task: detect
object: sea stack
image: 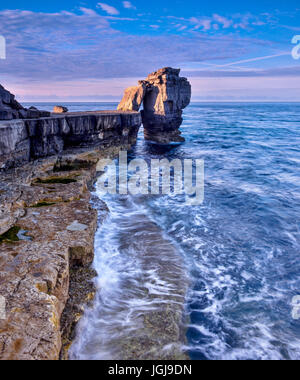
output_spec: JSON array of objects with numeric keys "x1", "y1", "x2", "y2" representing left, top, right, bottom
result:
[{"x1": 118, "y1": 67, "x2": 191, "y2": 143}]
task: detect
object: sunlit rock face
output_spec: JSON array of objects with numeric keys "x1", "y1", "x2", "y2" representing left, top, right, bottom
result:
[
  {"x1": 53, "y1": 105, "x2": 69, "y2": 114},
  {"x1": 117, "y1": 83, "x2": 147, "y2": 112},
  {"x1": 117, "y1": 67, "x2": 192, "y2": 143}
]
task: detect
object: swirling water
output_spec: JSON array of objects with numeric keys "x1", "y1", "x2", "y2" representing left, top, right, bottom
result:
[
  {"x1": 142, "y1": 103, "x2": 300, "y2": 360},
  {"x1": 27, "y1": 102, "x2": 300, "y2": 360},
  {"x1": 128, "y1": 103, "x2": 300, "y2": 360}
]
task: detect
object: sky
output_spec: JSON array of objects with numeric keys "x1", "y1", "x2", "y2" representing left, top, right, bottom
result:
[{"x1": 0, "y1": 1, "x2": 300, "y2": 101}]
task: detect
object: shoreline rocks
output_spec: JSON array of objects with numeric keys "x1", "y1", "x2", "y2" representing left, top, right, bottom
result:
[
  {"x1": 0, "y1": 84, "x2": 50, "y2": 120},
  {"x1": 0, "y1": 83, "x2": 143, "y2": 360},
  {"x1": 117, "y1": 67, "x2": 191, "y2": 144},
  {"x1": 0, "y1": 83, "x2": 142, "y2": 170},
  {"x1": 0, "y1": 111, "x2": 142, "y2": 170},
  {"x1": 53, "y1": 106, "x2": 69, "y2": 114},
  {"x1": 0, "y1": 80, "x2": 191, "y2": 360},
  {"x1": 0, "y1": 148, "x2": 124, "y2": 360}
]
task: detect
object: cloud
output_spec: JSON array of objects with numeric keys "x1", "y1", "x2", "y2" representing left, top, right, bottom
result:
[
  {"x1": 123, "y1": 1, "x2": 136, "y2": 10},
  {"x1": 149, "y1": 25, "x2": 160, "y2": 30},
  {"x1": 190, "y1": 17, "x2": 212, "y2": 31},
  {"x1": 169, "y1": 13, "x2": 268, "y2": 32},
  {"x1": 182, "y1": 66, "x2": 300, "y2": 78},
  {"x1": 213, "y1": 14, "x2": 232, "y2": 28},
  {"x1": 1, "y1": 8, "x2": 270, "y2": 83},
  {"x1": 189, "y1": 76, "x2": 300, "y2": 101},
  {"x1": 0, "y1": 8, "x2": 297, "y2": 101},
  {"x1": 79, "y1": 7, "x2": 98, "y2": 17},
  {"x1": 97, "y1": 3, "x2": 120, "y2": 16}
]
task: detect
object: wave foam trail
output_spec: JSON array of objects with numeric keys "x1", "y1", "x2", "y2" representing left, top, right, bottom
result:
[{"x1": 70, "y1": 178, "x2": 188, "y2": 360}]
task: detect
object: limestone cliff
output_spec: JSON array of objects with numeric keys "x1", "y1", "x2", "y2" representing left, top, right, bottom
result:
[
  {"x1": 0, "y1": 85, "x2": 142, "y2": 360},
  {"x1": 117, "y1": 67, "x2": 192, "y2": 143},
  {"x1": 0, "y1": 151, "x2": 109, "y2": 360},
  {"x1": 0, "y1": 112, "x2": 142, "y2": 170}
]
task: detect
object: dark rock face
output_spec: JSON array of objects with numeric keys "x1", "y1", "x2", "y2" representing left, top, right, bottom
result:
[
  {"x1": 142, "y1": 68, "x2": 191, "y2": 143},
  {"x1": 0, "y1": 84, "x2": 50, "y2": 120},
  {"x1": 0, "y1": 84, "x2": 142, "y2": 170},
  {"x1": 0, "y1": 112, "x2": 142, "y2": 169},
  {"x1": 117, "y1": 67, "x2": 191, "y2": 143}
]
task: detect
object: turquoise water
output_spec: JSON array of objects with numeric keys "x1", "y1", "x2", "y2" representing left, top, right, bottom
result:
[{"x1": 27, "y1": 102, "x2": 300, "y2": 360}]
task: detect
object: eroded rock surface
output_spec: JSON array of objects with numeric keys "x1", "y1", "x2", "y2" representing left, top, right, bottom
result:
[
  {"x1": 0, "y1": 149, "x2": 113, "y2": 360},
  {"x1": 117, "y1": 67, "x2": 191, "y2": 143},
  {"x1": 0, "y1": 111, "x2": 142, "y2": 170},
  {"x1": 117, "y1": 83, "x2": 147, "y2": 112}
]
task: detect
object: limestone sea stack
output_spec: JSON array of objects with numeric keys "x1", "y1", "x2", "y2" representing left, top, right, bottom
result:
[
  {"x1": 118, "y1": 67, "x2": 191, "y2": 143},
  {"x1": 117, "y1": 84, "x2": 146, "y2": 112}
]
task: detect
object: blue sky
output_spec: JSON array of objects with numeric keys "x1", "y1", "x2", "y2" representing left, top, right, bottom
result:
[{"x1": 0, "y1": 1, "x2": 300, "y2": 101}]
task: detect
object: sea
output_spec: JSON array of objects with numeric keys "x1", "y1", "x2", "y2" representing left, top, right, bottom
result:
[{"x1": 25, "y1": 102, "x2": 300, "y2": 360}]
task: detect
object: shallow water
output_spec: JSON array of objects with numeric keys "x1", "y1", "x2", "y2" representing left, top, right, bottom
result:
[
  {"x1": 27, "y1": 102, "x2": 300, "y2": 360},
  {"x1": 69, "y1": 190, "x2": 188, "y2": 360}
]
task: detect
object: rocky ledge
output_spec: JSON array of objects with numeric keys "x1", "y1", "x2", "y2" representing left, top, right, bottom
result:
[
  {"x1": 0, "y1": 83, "x2": 143, "y2": 360},
  {"x1": 118, "y1": 67, "x2": 191, "y2": 143},
  {"x1": 0, "y1": 111, "x2": 142, "y2": 170},
  {"x1": 0, "y1": 148, "x2": 119, "y2": 360},
  {"x1": 0, "y1": 72, "x2": 191, "y2": 360},
  {"x1": 0, "y1": 84, "x2": 50, "y2": 121}
]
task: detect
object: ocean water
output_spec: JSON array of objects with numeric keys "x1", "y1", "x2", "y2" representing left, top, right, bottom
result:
[
  {"x1": 26, "y1": 102, "x2": 300, "y2": 360},
  {"x1": 23, "y1": 102, "x2": 118, "y2": 113}
]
